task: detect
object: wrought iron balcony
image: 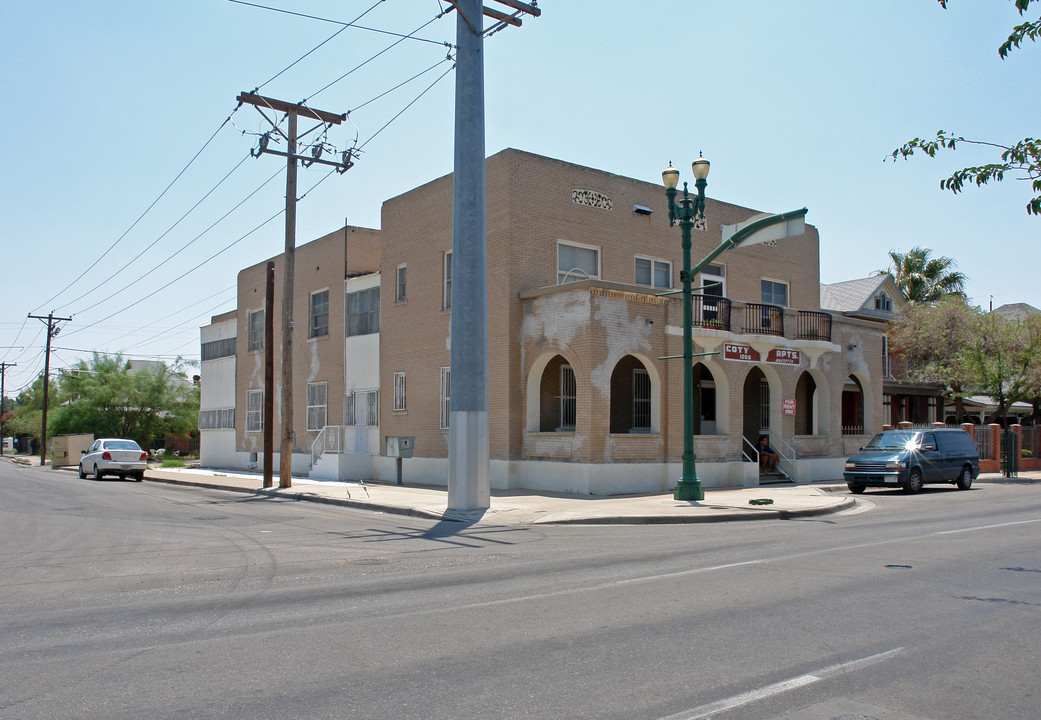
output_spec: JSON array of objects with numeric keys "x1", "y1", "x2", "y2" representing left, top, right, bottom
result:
[
  {"x1": 744, "y1": 303, "x2": 785, "y2": 337},
  {"x1": 691, "y1": 294, "x2": 732, "y2": 331},
  {"x1": 796, "y1": 310, "x2": 832, "y2": 341}
]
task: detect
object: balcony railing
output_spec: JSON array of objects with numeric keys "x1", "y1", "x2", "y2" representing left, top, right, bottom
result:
[
  {"x1": 744, "y1": 303, "x2": 785, "y2": 337},
  {"x1": 796, "y1": 310, "x2": 832, "y2": 341},
  {"x1": 691, "y1": 294, "x2": 732, "y2": 331}
]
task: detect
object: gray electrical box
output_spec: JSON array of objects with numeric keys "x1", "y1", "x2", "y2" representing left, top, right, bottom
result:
[{"x1": 385, "y1": 436, "x2": 414, "y2": 458}]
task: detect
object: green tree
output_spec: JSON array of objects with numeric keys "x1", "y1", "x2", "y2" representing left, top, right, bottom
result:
[
  {"x1": 50, "y1": 354, "x2": 199, "y2": 448},
  {"x1": 963, "y1": 310, "x2": 1041, "y2": 423},
  {"x1": 3, "y1": 376, "x2": 53, "y2": 445},
  {"x1": 889, "y1": 0, "x2": 1041, "y2": 215},
  {"x1": 879, "y1": 246, "x2": 967, "y2": 304},
  {"x1": 888, "y1": 296, "x2": 979, "y2": 420}
]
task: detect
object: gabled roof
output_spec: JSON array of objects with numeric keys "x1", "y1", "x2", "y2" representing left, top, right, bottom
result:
[
  {"x1": 820, "y1": 275, "x2": 907, "y2": 318},
  {"x1": 992, "y1": 303, "x2": 1041, "y2": 321}
]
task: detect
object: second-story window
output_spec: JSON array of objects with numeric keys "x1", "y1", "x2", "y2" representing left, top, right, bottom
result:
[
  {"x1": 396, "y1": 265, "x2": 407, "y2": 302},
  {"x1": 310, "y1": 290, "x2": 329, "y2": 339},
  {"x1": 346, "y1": 287, "x2": 380, "y2": 337},
  {"x1": 248, "y1": 309, "x2": 264, "y2": 351},
  {"x1": 875, "y1": 291, "x2": 892, "y2": 312},
  {"x1": 443, "y1": 251, "x2": 452, "y2": 310},
  {"x1": 635, "y1": 257, "x2": 671, "y2": 289},
  {"x1": 558, "y1": 241, "x2": 600, "y2": 284},
  {"x1": 761, "y1": 279, "x2": 788, "y2": 307}
]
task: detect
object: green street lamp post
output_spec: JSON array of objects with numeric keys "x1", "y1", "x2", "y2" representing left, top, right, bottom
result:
[
  {"x1": 663, "y1": 157, "x2": 809, "y2": 501},
  {"x1": 662, "y1": 156, "x2": 710, "y2": 501}
]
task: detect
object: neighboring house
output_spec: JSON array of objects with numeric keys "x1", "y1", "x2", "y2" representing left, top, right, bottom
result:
[
  {"x1": 820, "y1": 275, "x2": 946, "y2": 428},
  {"x1": 199, "y1": 310, "x2": 241, "y2": 467},
  {"x1": 201, "y1": 149, "x2": 891, "y2": 492}
]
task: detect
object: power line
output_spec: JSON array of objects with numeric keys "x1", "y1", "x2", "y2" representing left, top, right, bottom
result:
[{"x1": 33, "y1": 111, "x2": 240, "y2": 314}]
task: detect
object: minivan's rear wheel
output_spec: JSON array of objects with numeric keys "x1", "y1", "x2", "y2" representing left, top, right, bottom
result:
[
  {"x1": 904, "y1": 469, "x2": 924, "y2": 494},
  {"x1": 956, "y1": 465, "x2": 973, "y2": 490},
  {"x1": 847, "y1": 482, "x2": 866, "y2": 494}
]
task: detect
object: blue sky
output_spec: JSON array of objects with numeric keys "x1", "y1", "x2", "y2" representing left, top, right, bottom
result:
[{"x1": 1, "y1": 0, "x2": 1038, "y2": 394}]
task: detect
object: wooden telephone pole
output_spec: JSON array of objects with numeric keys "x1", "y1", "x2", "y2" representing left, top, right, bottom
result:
[
  {"x1": 28, "y1": 313, "x2": 72, "y2": 466},
  {"x1": 237, "y1": 92, "x2": 352, "y2": 488},
  {"x1": 0, "y1": 361, "x2": 15, "y2": 456}
]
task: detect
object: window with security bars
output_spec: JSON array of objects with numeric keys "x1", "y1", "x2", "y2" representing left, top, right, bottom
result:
[
  {"x1": 345, "y1": 390, "x2": 379, "y2": 426},
  {"x1": 393, "y1": 372, "x2": 406, "y2": 411},
  {"x1": 440, "y1": 367, "x2": 451, "y2": 429},
  {"x1": 558, "y1": 365, "x2": 576, "y2": 430},
  {"x1": 248, "y1": 310, "x2": 264, "y2": 351},
  {"x1": 306, "y1": 382, "x2": 328, "y2": 430},
  {"x1": 246, "y1": 390, "x2": 263, "y2": 433},
  {"x1": 198, "y1": 408, "x2": 235, "y2": 430},
  {"x1": 632, "y1": 369, "x2": 651, "y2": 431},
  {"x1": 310, "y1": 290, "x2": 329, "y2": 338},
  {"x1": 760, "y1": 378, "x2": 770, "y2": 431}
]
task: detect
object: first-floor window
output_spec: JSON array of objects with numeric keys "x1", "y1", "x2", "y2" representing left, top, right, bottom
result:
[
  {"x1": 199, "y1": 408, "x2": 235, "y2": 430},
  {"x1": 558, "y1": 365, "x2": 576, "y2": 430},
  {"x1": 440, "y1": 367, "x2": 451, "y2": 429},
  {"x1": 246, "y1": 390, "x2": 263, "y2": 433},
  {"x1": 393, "y1": 372, "x2": 406, "y2": 411},
  {"x1": 760, "y1": 378, "x2": 770, "y2": 432},
  {"x1": 632, "y1": 369, "x2": 651, "y2": 431},
  {"x1": 306, "y1": 382, "x2": 328, "y2": 430}
]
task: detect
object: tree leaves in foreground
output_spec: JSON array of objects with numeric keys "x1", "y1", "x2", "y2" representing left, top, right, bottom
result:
[
  {"x1": 49, "y1": 354, "x2": 199, "y2": 448},
  {"x1": 889, "y1": 0, "x2": 1041, "y2": 215}
]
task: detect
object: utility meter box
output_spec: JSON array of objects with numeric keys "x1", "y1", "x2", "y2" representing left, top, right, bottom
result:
[
  {"x1": 50, "y1": 433, "x2": 94, "y2": 468},
  {"x1": 385, "y1": 436, "x2": 414, "y2": 458}
]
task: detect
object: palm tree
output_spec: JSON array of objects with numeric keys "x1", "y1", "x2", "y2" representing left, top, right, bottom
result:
[{"x1": 880, "y1": 246, "x2": 967, "y2": 304}]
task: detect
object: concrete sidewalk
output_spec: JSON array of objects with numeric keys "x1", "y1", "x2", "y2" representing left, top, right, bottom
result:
[
  {"x1": 143, "y1": 466, "x2": 856, "y2": 524},
  {"x1": 8, "y1": 454, "x2": 1038, "y2": 525}
]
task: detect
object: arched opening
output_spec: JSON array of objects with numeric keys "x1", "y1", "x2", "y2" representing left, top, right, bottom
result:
[
  {"x1": 841, "y1": 375, "x2": 865, "y2": 435},
  {"x1": 742, "y1": 366, "x2": 770, "y2": 446},
  {"x1": 692, "y1": 362, "x2": 718, "y2": 435},
  {"x1": 794, "y1": 371, "x2": 816, "y2": 435},
  {"x1": 610, "y1": 356, "x2": 652, "y2": 434},
  {"x1": 539, "y1": 354, "x2": 576, "y2": 432}
]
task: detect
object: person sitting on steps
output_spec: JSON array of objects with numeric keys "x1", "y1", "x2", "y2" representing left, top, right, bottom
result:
[{"x1": 758, "y1": 436, "x2": 779, "y2": 473}]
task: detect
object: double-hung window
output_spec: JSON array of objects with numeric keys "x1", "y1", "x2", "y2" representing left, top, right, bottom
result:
[
  {"x1": 393, "y1": 372, "x2": 406, "y2": 411},
  {"x1": 248, "y1": 310, "x2": 264, "y2": 351},
  {"x1": 310, "y1": 290, "x2": 329, "y2": 339},
  {"x1": 346, "y1": 287, "x2": 380, "y2": 337},
  {"x1": 440, "y1": 367, "x2": 451, "y2": 429},
  {"x1": 635, "y1": 257, "x2": 671, "y2": 289},
  {"x1": 246, "y1": 390, "x2": 263, "y2": 433},
  {"x1": 396, "y1": 265, "x2": 407, "y2": 302},
  {"x1": 443, "y1": 251, "x2": 452, "y2": 310},
  {"x1": 761, "y1": 279, "x2": 789, "y2": 306},
  {"x1": 306, "y1": 382, "x2": 328, "y2": 430},
  {"x1": 558, "y1": 241, "x2": 600, "y2": 284}
]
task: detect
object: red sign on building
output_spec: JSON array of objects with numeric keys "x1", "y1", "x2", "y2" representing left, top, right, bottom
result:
[
  {"x1": 723, "y1": 344, "x2": 760, "y2": 362},
  {"x1": 767, "y1": 348, "x2": 801, "y2": 365},
  {"x1": 782, "y1": 398, "x2": 797, "y2": 415}
]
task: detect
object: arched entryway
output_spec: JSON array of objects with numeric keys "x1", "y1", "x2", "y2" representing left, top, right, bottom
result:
[
  {"x1": 742, "y1": 366, "x2": 770, "y2": 446},
  {"x1": 538, "y1": 354, "x2": 577, "y2": 432},
  {"x1": 692, "y1": 362, "x2": 718, "y2": 435},
  {"x1": 841, "y1": 375, "x2": 865, "y2": 435},
  {"x1": 794, "y1": 371, "x2": 816, "y2": 435}
]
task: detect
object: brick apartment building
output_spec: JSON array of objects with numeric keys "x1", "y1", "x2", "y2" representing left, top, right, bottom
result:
[{"x1": 200, "y1": 149, "x2": 890, "y2": 493}]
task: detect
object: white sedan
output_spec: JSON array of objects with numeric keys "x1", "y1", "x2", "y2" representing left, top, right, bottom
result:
[{"x1": 78, "y1": 438, "x2": 148, "y2": 481}]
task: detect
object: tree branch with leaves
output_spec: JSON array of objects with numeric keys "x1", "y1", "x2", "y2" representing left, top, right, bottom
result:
[{"x1": 889, "y1": 0, "x2": 1041, "y2": 215}]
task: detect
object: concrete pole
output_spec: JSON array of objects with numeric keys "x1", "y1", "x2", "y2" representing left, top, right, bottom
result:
[{"x1": 447, "y1": 0, "x2": 490, "y2": 511}]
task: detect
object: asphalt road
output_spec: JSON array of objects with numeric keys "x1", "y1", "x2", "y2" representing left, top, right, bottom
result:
[{"x1": 1, "y1": 461, "x2": 1039, "y2": 720}]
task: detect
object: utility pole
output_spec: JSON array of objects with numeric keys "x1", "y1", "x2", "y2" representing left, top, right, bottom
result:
[
  {"x1": 237, "y1": 92, "x2": 352, "y2": 489},
  {"x1": 446, "y1": 0, "x2": 540, "y2": 511},
  {"x1": 28, "y1": 313, "x2": 71, "y2": 466},
  {"x1": 0, "y1": 362, "x2": 15, "y2": 456}
]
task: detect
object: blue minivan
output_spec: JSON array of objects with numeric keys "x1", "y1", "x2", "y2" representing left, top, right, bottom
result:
[{"x1": 843, "y1": 428, "x2": 980, "y2": 494}]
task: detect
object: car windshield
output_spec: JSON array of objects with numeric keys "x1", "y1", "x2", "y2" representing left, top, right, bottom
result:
[
  {"x1": 865, "y1": 431, "x2": 921, "y2": 451},
  {"x1": 104, "y1": 440, "x2": 142, "y2": 451}
]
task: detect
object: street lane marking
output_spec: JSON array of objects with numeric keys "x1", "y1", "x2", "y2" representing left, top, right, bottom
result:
[
  {"x1": 659, "y1": 647, "x2": 905, "y2": 720},
  {"x1": 933, "y1": 518, "x2": 1041, "y2": 535}
]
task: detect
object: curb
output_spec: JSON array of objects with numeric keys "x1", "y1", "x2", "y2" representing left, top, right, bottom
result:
[{"x1": 143, "y1": 472, "x2": 856, "y2": 525}]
